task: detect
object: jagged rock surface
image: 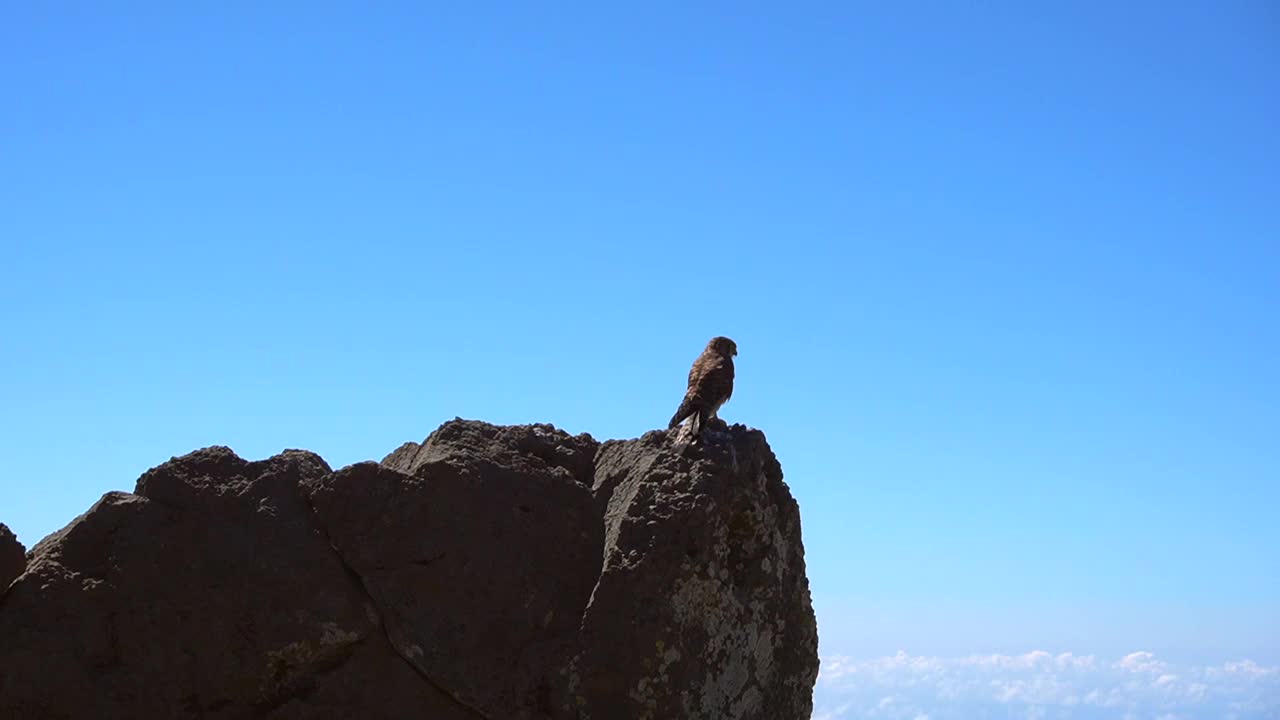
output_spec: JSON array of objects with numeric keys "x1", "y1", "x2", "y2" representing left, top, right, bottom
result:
[
  {"x1": 0, "y1": 420, "x2": 817, "y2": 719},
  {"x1": 572, "y1": 423, "x2": 818, "y2": 718},
  {"x1": 307, "y1": 423, "x2": 603, "y2": 719},
  {"x1": 0, "y1": 448, "x2": 468, "y2": 719}
]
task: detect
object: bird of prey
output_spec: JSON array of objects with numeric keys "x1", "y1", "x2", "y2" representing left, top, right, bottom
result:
[{"x1": 668, "y1": 336, "x2": 737, "y2": 441}]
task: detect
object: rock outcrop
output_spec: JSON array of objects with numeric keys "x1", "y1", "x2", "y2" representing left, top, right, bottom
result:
[
  {"x1": 0, "y1": 420, "x2": 818, "y2": 719},
  {"x1": 0, "y1": 523, "x2": 24, "y2": 592}
]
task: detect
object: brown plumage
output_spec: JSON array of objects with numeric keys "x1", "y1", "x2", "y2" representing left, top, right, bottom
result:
[{"x1": 668, "y1": 336, "x2": 737, "y2": 439}]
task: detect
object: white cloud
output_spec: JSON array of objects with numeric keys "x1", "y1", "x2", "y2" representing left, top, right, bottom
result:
[
  {"x1": 813, "y1": 651, "x2": 1279, "y2": 719},
  {"x1": 1117, "y1": 651, "x2": 1168, "y2": 674}
]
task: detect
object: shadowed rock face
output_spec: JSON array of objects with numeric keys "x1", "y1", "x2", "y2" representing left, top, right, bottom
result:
[
  {"x1": 0, "y1": 523, "x2": 24, "y2": 592},
  {"x1": 0, "y1": 420, "x2": 818, "y2": 719}
]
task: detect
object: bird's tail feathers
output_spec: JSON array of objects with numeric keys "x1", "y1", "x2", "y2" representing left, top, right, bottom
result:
[{"x1": 668, "y1": 402, "x2": 691, "y2": 430}]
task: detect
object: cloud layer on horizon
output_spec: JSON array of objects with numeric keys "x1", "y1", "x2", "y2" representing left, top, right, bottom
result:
[{"x1": 814, "y1": 650, "x2": 1278, "y2": 720}]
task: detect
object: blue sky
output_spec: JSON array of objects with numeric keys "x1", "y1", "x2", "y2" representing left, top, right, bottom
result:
[{"x1": 2, "y1": 2, "x2": 1277, "y2": 717}]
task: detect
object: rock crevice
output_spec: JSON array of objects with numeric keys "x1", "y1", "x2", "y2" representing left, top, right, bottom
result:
[{"x1": 301, "y1": 491, "x2": 490, "y2": 720}]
